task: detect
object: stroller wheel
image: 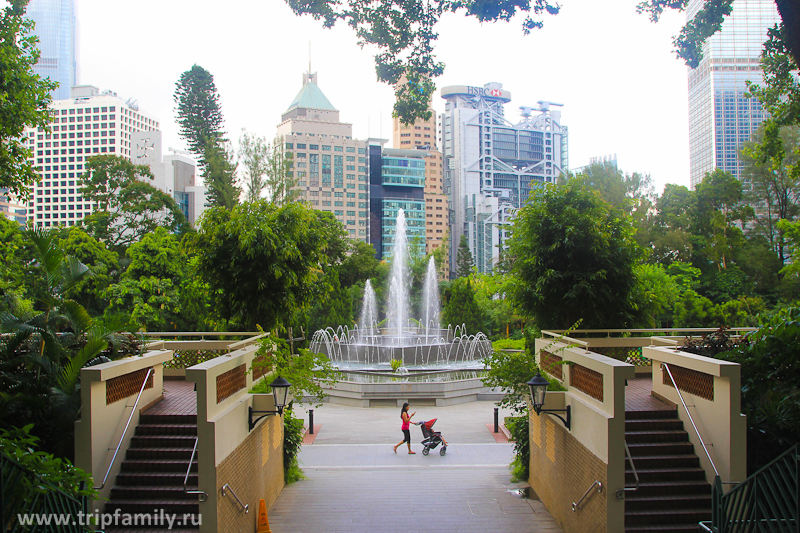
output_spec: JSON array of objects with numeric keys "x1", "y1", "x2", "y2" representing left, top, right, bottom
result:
[
  {"x1": 422, "y1": 447, "x2": 430, "y2": 456},
  {"x1": 440, "y1": 446, "x2": 447, "y2": 456}
]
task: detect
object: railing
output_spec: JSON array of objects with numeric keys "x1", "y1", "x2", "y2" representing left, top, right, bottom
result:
[
  {"x1": 572, "y1": 480, "x2": 603, "y2": 511},
  {"x1": 701, "y1": 444, "x2": 799, "y2": 533},
  {"x1": 221, "y1": 483, "x2": 249, "y2": 513},
  {"x1": 183, "y1": 438, "x2": 207, "y2": 502},
  {"x1": 226, "y1": 333, "x2": 269, "y2": 354},
  {"x1": 93, "y1": 368, "x2": 152, "y2": 490},
  {"x1": 662, "y1": 363, "x2": 720, "y2": 479},
  {"x1": 2, "y1": 453, "x2": 90, "y2": 532},
  {"x1": 616, "y1": 441, "x2": 640, "y2": 500}
]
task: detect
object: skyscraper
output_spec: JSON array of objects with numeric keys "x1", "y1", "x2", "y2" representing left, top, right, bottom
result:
[
  {"x1": 687, "y1": 0, "x2": 780, "y2": 188},
  {"x1": 278, "y1": 72, "x2": 371, "y2": 241},
  {"x1": 440, "y1": 83, "x2": 568, "y2": 275},
  {"x1": 26, "y1": 0, "x2": 77, "y2": 101}
]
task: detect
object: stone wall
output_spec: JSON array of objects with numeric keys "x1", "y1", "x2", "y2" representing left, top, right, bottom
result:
[
  {"x1": 215, "y1": 414, "x2": 284, "y2": 532},
  {"x1": 529, "y1": 413, "x2": 608, "y2": 533}
]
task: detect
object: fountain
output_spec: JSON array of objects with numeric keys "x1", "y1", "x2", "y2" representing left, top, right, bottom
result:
[{"x1": 309, "y1": 209, "x2": 497, "y2": 406}]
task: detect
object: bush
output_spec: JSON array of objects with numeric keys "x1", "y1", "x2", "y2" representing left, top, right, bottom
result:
[
  {"x1": 506, "y1": 414, "x2": 530, "y2": 482},
  {"x1": 282, "y1": 406, "x2": 306, "y2": 484},
  {"x1": 492, "y1": 339, "x2": 525, "y2": 351}
]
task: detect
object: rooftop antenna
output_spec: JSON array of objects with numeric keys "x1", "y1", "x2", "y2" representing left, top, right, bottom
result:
[{"x1": 308, "y1": 41, "x2": 311, "y2": 75}]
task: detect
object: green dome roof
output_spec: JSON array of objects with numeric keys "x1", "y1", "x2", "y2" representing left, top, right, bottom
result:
[{"x1": 286, "y1": 81, "x2": 336, "y2": 112}]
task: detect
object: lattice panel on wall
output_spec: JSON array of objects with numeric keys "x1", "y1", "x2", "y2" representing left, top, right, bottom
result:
[
  {"x1": 662, "y1": 365, "x2": 714, "y2": 401},
  {"x1": 540, "y1": 351, "x2": 563, "y2": 380},
  {"x1": 252, "y1": 353, "x2": 272, "y2": 381},
  {"x1": 570, "y1": 364, "x2": 604, "y2": 401},
  {"x1": 106, "y1": 367, "x2": 154, "y2": 405},
  {"x1": 591, "y1": 346, "x2": 648, "y2": 366},
  {"x1": 217, "y1": 365, "x2": 246, "y2": 404}
]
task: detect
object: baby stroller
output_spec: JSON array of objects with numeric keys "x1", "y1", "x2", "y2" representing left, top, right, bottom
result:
[{"x1": 417, "y1": 419, "x2": 447, "y2": 456}]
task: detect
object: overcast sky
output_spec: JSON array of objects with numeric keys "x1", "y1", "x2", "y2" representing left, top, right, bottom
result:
[{"x1": 75, "y1": 0, "x2": 690, "y2": 193}]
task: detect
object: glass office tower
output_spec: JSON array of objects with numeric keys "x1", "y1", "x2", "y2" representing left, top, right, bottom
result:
[
  {"x1": 687, "y1": 0, "x2": 780, "y2": 188},
  {"x1": 26, "y1": 0, "x2": 77, "y2": 101}
]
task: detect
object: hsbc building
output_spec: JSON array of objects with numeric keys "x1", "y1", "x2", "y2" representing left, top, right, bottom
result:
[{"x1": 440, "y1": 82, "x2": 568, "y2": 276}]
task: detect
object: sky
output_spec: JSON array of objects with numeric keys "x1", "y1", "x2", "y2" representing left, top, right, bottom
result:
[{"x1": 74, "y1": 0, "x2": 691, "y2": 193}]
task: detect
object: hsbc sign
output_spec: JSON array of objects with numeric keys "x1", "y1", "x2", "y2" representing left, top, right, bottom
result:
[{"x1": 466, "y1": 86, "x2": 503, "y2": 97}]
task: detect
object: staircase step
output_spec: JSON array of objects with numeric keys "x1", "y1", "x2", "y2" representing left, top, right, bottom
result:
[
  {"x1": 114, "y1": 472, "x2": 198, "y2": 486},
  {"x1": 625, "y1": 494, "x2": 712, "y2": 512},
  {"x1": 126, "y1": 447, "x2": 195, "y2": 460},
  {"x1": 135, "y1": 424, "x2": 198, "y2": 436},
  {"x1": 625, "y1": 507, "x2": 711, "y2": 527},
  {"x1": 632, "y1": 480, "x2": 711, "y2": 497},
  {"x1": 131, "y1": 435, "x2": 198, "y2": 448},
  {"x1": 624, "y1": 454, "x2": 699, "y2": 470},
  {"x1": 627, "y1": 442, "x2": 695, "y2": 456},
  {"x1": 140, "y1": 413, "x2": 197, "y2": 425},
  {"x1": 109, "y1": 485, "x2": 201, "y2": 500},
  {"x1": 625, "y1": 430, "x2": 690, "y2": 444},
  {"x1": 625, "y1": 410, "x2": 678, "y2": 421},
  {"x1": 120, "y1": 460, "x2": 197, "y2": 473},
  {"x1": 626, "y1": 467, "x2": 707, "y2": 483},
  {"x1": 625, "y1": 419, "x2": 684, "y2": 431}
]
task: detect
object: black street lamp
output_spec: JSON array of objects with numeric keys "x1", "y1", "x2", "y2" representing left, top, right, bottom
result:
[
  {"x1": 248, "y1": 377, "x2": 291, "y2": 431},
  {"x1": 527, "y1": 372, "x2": 571, "y2": 429}
]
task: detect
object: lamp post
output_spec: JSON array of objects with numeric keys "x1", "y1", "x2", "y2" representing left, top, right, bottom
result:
[
  {"x1": 248, "y1": 377, "x2": 291, "y2": 431},
  {"x1": 527, "y1": 372, "x2": 571, "y2": 429}
]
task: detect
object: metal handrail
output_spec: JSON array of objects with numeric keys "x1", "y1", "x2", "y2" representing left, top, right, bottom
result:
[
  {"x1": 616, "y1": 441, "x2": 640, "y2": 500},
  {"x1": 93, "y1": 368, "x2": 152, "y2": 490},
  {"x1": 572, "y1": 480, "x2": 602, "y2": 511},
  {"x1": 542, "y1": 328, "x2": 757, "y2": 335},
  {"x1": 539, "y1": 331, "x2": 590, "y2": 352},
  {"x1": 226, "y1": 333, "x2": 270, "y2": 354},
  {"x1": 183, "y1": 437, "x2": 207, "y2": 502},
  {"x1": 662, "y1": 363, "x2": 720, "y2": 479},
  {"x1": 221, "y1": 483, "x2": 249, "y2": 513}
]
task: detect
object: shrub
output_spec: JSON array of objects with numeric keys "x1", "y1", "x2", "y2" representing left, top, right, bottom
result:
[{"x1": 282, "y1": 406, "x2": 306, "y2": 484}]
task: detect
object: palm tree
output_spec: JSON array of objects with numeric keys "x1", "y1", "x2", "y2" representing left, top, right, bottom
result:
[{"x1": 0, "y1": 228, "x2": 113, "y2": 459}]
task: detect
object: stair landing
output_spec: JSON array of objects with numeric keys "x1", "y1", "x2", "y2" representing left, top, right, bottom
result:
[{"x1": 625, "y1": 375, "x2": 674, "y2": 412}]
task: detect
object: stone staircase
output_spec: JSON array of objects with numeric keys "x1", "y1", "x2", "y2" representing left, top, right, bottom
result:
[
  {"x1": 103, "y1": 412, "x2": 201, "y2": 532},
  {"x1": 623, "y1": 408, "x2": 712, "y2": 532}
]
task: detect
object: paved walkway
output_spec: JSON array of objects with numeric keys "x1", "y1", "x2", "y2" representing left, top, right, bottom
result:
[{"x1": 268, "y1": 401, "x2": 562, "y2": 533}]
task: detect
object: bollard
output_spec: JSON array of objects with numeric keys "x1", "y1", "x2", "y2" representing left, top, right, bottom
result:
[
  {"x1": 494, "y1": 407, "x2": 499, "y2": 433},
  {"x1": 309, "y1": 409, "x2": 314, "y2": 434}
]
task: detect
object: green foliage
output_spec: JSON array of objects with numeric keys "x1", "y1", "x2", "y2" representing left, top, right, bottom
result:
[
  {"x1": 60, "y1": 228, "x2": 119, "y2": 317},
  {"x1": 238, "y1": 130, "x2": 270, "y2": 203},
  {"x1": 80, "y1": 155, "x2": 187, "y2": 251},
  {"x1": 306, "y1": 270, "x2": 353, "y2": 334},
  {"x1": 174, "y1": 65, "x2": 226, "y2": 158},
  {"x1": 390, "y1": 358, "x2": 403, "y2": 372},
  {"x1": 720, "y1": 308, "x2": 800, "y2": 472},
  {"x1": 507, "y1": 179, "x2": 642, "y2": 329},
  {"x1": 282, "y1": 406, "x2": 306, "y2": 484},
  {"x1": 338, "y1": 240, "x2": 380, "y2": 287},
  {"x1": 492, "y1": 339, "x2": 525, "y2": 351},
  {"x1": 455, "y1": 234, "x2": 474, "y2": 278},
  {"x1": 0, "y1": 425, "x2": 97, "y2": 499},
  {"x1": 506, "y1": 415, "x2": 530, "y2": 482},
  {"x1": 103, "y1": 228, "x2": 185, "y2": 331},
  {"x1": 472, "y1": 273, "x2": 522, "y2": 339},
  {"x1": 631, "y1": 263, "x2": 681, "y2": 327},
  {"x1": 252, "y1": 334, "x2": 341, "y2": 406},
  {"x1": 162, "y1": 350, "x2": 222, "y2": 369},
  {"x1": 285, "y1": 0, "x2": 558, "y2": 124},
  {"x1": 0, "y1": 0, "x2": 57, "y2": 200},
  {"x1": 192, "y1": 200, "x2": 349, "y2": 330},
  {"x1": 441, "y1": 277, "x2": 486, "y2": 336},
  {"x1": 202, "y1": 138, "x2": 239, "y2": 210},
  {"x1": 0, "y1": 228, "x2": 112, "y2": 459},
  {"x1": 264, "y1": 136, "x2": 299, "y2": 206}
]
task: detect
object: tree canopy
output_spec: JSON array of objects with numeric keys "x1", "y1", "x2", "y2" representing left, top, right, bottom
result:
[
  {"x1": 0, "y1": 0, "x2": 57, "y2": 199},
  {"x1": 174, "y1": 65, "x2": 226, "y2": 158},
  {"x1": 191, "y1": 200, "x2": 349, "y2": 330},
  {"x1": 506, "y1": 179, "x2": 642, "y2": 329}
]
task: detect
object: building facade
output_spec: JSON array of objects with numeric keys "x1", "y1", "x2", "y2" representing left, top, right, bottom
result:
[
  {"x1": 440, "y1": 83, "x2": 568, "y2": 275},
  {"x1": 393, "y1": 101, "x2": 449, "y2": 274},
  {"x1": 26, "y1": 0, "x2": 77, "y2": 101},
  {"x1": 368, "y1": 145, "x2": 427, "y2": 260},
  {"x1": 278, "y1": 72, "x2": 370, "y2": 241},
  {"x1": 0, "y1": 189, "x2": 27, "y2": 225},
  {"x1": 687, "y1": 0, "x2": 780, "y2": 188},
  {"x1": 23, "y1": 85, "x2": 167, "y2": 228}
]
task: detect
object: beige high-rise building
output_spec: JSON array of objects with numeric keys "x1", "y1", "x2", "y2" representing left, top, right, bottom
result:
[
  {"x1": 278, "y1": 72, "x2": 369, "y2": 241},
  {"x1": 393, "y1": 105, "x2": 449, "y2": 275}
]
